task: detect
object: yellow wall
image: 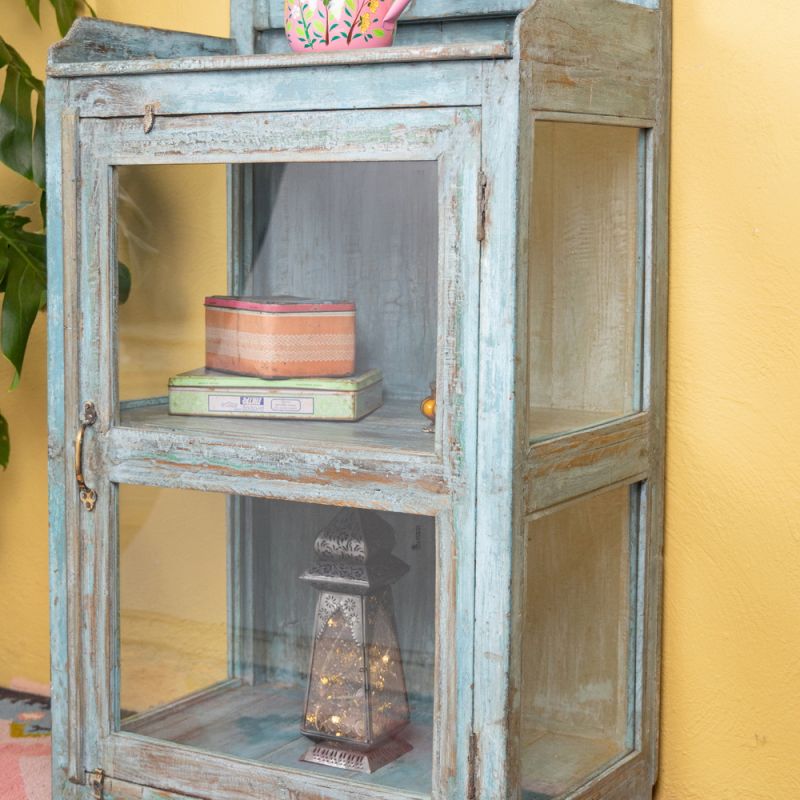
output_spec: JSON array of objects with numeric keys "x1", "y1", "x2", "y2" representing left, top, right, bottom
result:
[
  {"x1": 0, "y1": 7, "x2": 62, "y2": 697},
  {"x1": 663, "y1": 2, "x2": 800, "y2": 797},
  {"x1": 1, "y1": 1, "x2": 798, "y2": 796}
]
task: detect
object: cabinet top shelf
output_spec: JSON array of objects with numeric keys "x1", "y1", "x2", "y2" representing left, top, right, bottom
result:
[{"x1": 47, "y1": 18, "x2": 512, "y2": 78}]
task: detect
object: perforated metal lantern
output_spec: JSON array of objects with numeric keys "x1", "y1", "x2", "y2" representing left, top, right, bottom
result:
[{"x1": 300, "y1": 509, "x2": 412, "y2": 773}]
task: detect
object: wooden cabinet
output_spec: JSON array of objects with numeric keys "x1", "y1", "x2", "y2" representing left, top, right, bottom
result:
[{"x1": 47, "y1": 2, "x2": 670, "y2": 799}]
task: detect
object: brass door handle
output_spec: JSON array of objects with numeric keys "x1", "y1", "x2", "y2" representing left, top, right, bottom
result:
[{"x1": 75, "y1": 401, "x2": 98, "y2": 512}]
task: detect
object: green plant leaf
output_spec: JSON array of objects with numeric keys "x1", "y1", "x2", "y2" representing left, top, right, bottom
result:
[
  {"x1": 0, "y1": 36, "x2": 46, "y2": 187},
  {"x1": 47, "y1": 0, "x2": 78, "y2": 36},
  {"x1": 0, "y1": 411, "x2": 8, "y2": 469},
  {"x1": 0, "y1": 205, "x2": 47, "y2": 385},
  {"x1": 118, "y1": 260, "x2": 131, "y2": 304},
  {"x1": 373, "y1": 28, "x2": 385, "y2": 36},
  {"x1": 24, "y1": 0, "x2": 42, "y2": 26}
]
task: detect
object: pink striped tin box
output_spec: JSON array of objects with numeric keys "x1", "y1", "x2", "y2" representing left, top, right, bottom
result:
[{"x1": 205, "y1": 296, "x2": 356, "y2": 379}]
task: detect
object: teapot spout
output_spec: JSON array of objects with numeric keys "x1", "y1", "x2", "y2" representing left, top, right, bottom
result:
[{"x1": 384, "y1": 0, "x2": 413, "y2": 26}]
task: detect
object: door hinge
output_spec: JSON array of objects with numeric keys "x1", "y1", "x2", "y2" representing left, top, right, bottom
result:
[
  {"x1": 477, "y1": 171, "x2": 489, "y2": 242},
  {"x1": 467, "y1": 730, "x2": 479, "y2": 800},
  {"x1": 88, "y1": 768, "x2": 105, "y2": 800}
]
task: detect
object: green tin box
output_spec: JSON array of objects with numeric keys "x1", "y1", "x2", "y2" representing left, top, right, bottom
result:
[{"x1": 169, "y1": 368, "x2": 383, "y2": 421}]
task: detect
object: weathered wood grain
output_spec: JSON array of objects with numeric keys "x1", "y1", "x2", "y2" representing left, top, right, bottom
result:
[
  {"x1": 47, "y1": 90, "x2": 81, "y2": 787},
  {"x1": 256, "y1": 18, "x2": 517, "y2": 53},
  {"x1": 48, "y1": 40, "x2": 510, "y2": 78},
  {"x1": 121, "y1": 682, "x2": 434, "y2": 795},
  {"x1": 109, "y1": 732, "x2": 430, "y2": 800},
  {"x1": 529, "y1": 122, "x2": 642, "y2": 419},
  {"x1": 75, "y1": 142, "x2": 118, "y2": 777},
  {"x1": 250, "y1": 161, "x2": 439, "y2": 400},
  {"x1": 106, "y1": 422, "x2": 448, "y2": 516},
  {"x1": 565, "y1": 752, "x2": 651, "y2": 800},
  {"x1": 49, "y1": 18, "x2": 233, "y2": 67},
  {"x1": 522, "y1": 487, "x2": 632, "y2": 794},
  {"x1": 80, "y1": 107, "x2": 472, "y2": 162},
  {"x1": 61, "y1": 62, "x2": 486, "y2": 118},
  {"x1": 472, "y1": 56, "x2": 523, "y2": 800},
  {"x1": 519, "y1": 0, "x2": 660, "y2": 119},
  {"x1": 641, "y1": 0, "x2": 671, "y2": 789},
  {"x1": 508, "y1": 2, "x2": 668, "y2": 798},
  {"x1": 525, "y1": 414, "x2": 649, "y2": 514},
  {"x1": 231, "y1": 0, "x2": 258, "y2": 54}
]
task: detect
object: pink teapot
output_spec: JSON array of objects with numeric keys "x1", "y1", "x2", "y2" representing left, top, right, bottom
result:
[{"x1": 284, "y1": 0, "x2": 414, "y2": 52}]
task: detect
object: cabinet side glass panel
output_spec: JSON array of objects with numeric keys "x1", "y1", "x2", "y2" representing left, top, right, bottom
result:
[
  {"x1": 117, "y1": 486, "x2": 436, "y2": 794},
  {"x1": 529, "y1": 123, "x2": 645, "y2": 442},
  {"x1": 521, "y1": 484, "x2": 641, "y2": 799},
  {"x1": 115, "y1": 162, "x2": 439, "y2": 454}
]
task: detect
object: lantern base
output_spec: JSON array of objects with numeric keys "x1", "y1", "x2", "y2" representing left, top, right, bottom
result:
[{"x1": 301, "y1": 737, "x2": 412, "y2": 773}]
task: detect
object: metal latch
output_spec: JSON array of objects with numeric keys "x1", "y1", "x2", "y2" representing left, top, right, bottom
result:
[
  {"x1": 75, "y1": 401, "x2": 98, "y2": 512},
  {"x1": 143, "y1": 102, "x2": 159, "y2": 133},
  {"x1": 88, "y1": 768, "x2": 105, "y2": 800}
]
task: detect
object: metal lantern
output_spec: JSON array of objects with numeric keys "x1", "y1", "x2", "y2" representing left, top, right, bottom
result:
[{"x1": 300, "y1": 509, "x2": 412, "y2": 773}]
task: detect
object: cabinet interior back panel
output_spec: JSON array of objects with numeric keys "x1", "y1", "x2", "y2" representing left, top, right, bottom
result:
[
  {"x1": 250, "y1": 162, "x2": 439, "y2": 401},
  {"x1": 245, "y1": 499, "x2": 437, "y2": 699},
  {"x1": 529, "y1": 122, "x2": 640, "y2": 416}
]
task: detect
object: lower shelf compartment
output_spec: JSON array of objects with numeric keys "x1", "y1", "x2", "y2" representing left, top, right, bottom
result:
[
  {"x1": 521, "y1": 728, "x2": 627, "y2": 799},
  {"x1": 123, "y1": 681, "x2": 433, "y2": 796}
]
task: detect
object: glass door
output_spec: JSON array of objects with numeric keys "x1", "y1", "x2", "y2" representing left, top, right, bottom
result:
[{"x1": 69, "y1": 106, "x2": 482, "y2": 800}]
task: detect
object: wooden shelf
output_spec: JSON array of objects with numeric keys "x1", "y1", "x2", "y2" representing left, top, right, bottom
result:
[
  {"x1": 111, "y1": 399, "x2": 445, "y2": 512},
  {"x1": 120, "y1": 398, "x2": 436, "y2": 457},
  {"x1": 123, "y1": 682, "x2": 433, "y2": 797},
  {"x1": 521, "y1": 728, "x2": 626, "y2": 799},
  {"x1": 529, "y1": 407, "x2": 624, "y2": 443},
  {"x1": 48, "y1": 18, "x2": 512, "y2": 78}
]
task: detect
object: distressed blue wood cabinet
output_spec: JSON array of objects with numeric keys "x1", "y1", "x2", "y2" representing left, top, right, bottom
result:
[{"x1": 47, "y1": 2, "x2": 671, "y2": 799}]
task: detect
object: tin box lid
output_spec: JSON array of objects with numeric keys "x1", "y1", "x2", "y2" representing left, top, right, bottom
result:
[
  {"x1": 204, "y1": 295, "x2": 355, "y2": 313},
  {"x1": 169, "y1": 368, "x2": 382, "y2": 392}
]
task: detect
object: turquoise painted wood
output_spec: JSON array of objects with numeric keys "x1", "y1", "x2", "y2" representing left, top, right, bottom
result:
[{"x1": 47, "y1": 2, "x2": 670, "y2": 799}]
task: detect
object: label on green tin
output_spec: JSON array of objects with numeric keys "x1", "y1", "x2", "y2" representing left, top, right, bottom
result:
[{"x1": 207, "y1": 394, "x2": 315, "y2": 415}]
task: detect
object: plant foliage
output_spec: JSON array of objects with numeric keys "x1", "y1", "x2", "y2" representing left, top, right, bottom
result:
[
  {"x1": 0, "y1": 0, "x2": 101, "y2": 469},
  {"x1": 0, "y1": 204, "x2": 47, "y2": 384},
  {"x1": 0, "y1": 36, "x2": 45, "y2": 187},
  {"x1": 0, "y1": 411, "x2": 8, "y2": 467}
]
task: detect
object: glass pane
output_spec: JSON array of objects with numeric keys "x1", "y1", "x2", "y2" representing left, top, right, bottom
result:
[
  {"x1": 119, "y1": 485, "x2": 228, "y2": 715},
  {"x1": 116, "y1": 162, "x2": 439, "y2": 451},
  {"x1": 521, "y1": 485, "x2": 639, "y2": 798},
  {"x1": 118, "y1": 487, "x2": 436, "y2": 793},
  {"x1": 529, "y1": 122, "x2": 644, "y2": 442},
  {"x1": 117, "y1": 164, "x2": 228, "y2": 403}
]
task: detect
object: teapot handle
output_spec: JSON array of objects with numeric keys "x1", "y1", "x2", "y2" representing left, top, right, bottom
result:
[{"x1": 384, "y1": 0, "x2": 413, "y2": 26}]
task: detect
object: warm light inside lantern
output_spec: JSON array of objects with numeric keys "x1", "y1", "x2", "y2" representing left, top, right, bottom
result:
[{"x1": 300, "y1": 510, "x2": 412, "y2": 772}]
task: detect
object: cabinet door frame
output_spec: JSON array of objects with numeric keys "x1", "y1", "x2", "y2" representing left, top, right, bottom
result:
[{"x1": 53, "y1": 105, "x2": 482, "y2": 800}]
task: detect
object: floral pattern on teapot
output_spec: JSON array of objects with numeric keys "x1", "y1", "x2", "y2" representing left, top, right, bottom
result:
[{"x1": 284, "y1": 0, "x2": 413, "y2": 52}]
